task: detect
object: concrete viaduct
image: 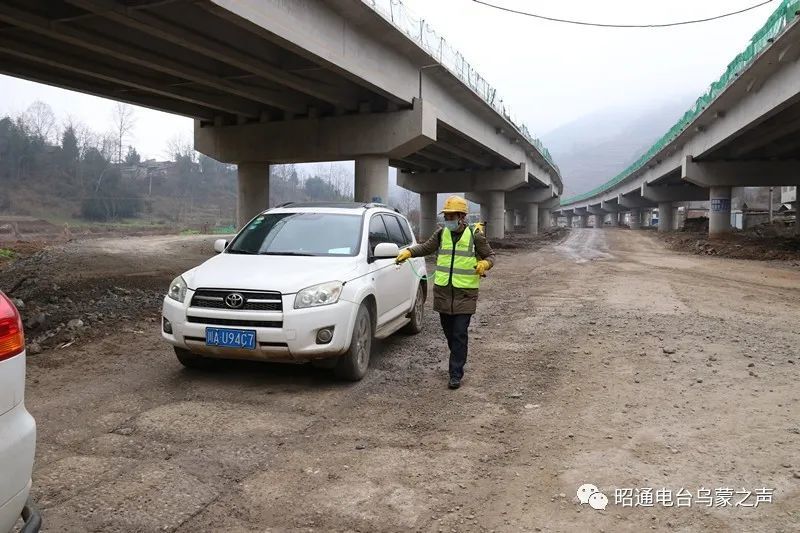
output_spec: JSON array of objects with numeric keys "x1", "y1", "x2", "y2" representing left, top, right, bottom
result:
[
  {"x1": 555, "y1": 6, "x2": 800, "y2": 236},
  {"x1": 0, "y1": 0, "x2": 562, "y2": 239}
]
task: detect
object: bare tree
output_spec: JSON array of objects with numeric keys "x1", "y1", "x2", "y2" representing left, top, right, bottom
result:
[
  {"x1": 165, "y1": 132, "x2": 196, "y2": 162},
  {"x1": 111, "y1": 102, "x2": 136, "y2": 164},
  {"x1": 100, "y1": 131, "x2": 118, "y2": 162},
  {"x1": 24, "y1": 100, "x2": 56, "y2": 143},
  {"x1": 395, "y1": 187, "x2": 418, "y2": 216},
  {"x1": 327, "y1": 162, "x2": 353, "y2": 198}
]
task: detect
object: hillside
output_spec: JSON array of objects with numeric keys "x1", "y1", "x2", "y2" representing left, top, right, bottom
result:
[{"x1": 543, "y1": 95, "x2": 696, "y2": 197}]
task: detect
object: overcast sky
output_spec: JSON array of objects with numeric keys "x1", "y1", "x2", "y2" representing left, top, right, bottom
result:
[{"x1": 0, "y1": 0, "x2": 778, "y2": 160}]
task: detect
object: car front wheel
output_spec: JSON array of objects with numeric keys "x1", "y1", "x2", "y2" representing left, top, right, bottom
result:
[
  {"x1": 335, "y1": 304, "x2": 372, "y2": 381},
  {"x1": 401, "y1": 283, "x2": 425, "y2": 334}
]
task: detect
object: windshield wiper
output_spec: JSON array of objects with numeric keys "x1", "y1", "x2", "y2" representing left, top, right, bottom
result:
[
  {"x1": 226, "y1": 249, "x2": 257, "y2": 255},
  {"x1": 260, "y1": 251, "x2": 316, "y2": 256}
]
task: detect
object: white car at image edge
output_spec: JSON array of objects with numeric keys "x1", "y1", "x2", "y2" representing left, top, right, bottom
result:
[
  {"x1": 0, "y1": 292, "x2": 40, "y2": 533},
  {"x1": 162, "y1": 203, "x2": 427, "y2": 380}
]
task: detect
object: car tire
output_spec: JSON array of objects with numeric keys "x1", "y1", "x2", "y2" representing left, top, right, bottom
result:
[
  {"x1": 174, "y1": 347, "x2": 216, "y2": 370},
  {"x1": 335, "y1": 304, "x2": 372, "y2": 381},
  {"x1": 401, "y1": 283, "x2": 425, "y2": 335}
]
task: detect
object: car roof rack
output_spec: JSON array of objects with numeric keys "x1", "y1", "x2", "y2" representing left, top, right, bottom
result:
[
  {"x1": 270, "y1": 201, "x2": 400, "y2": 213},
  {"x1": 364, "y1": 203, "x2": 401, "y2": 213}
]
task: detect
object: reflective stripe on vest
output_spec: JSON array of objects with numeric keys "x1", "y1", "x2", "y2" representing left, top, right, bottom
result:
[{"x1": 434, "y1": 226, "x2": 480, "y2": 289}]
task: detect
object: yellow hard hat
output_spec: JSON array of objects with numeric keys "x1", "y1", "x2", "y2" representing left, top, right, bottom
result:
[{"x1": 441, "y1": 195, "x2": 468, "y2": 214}]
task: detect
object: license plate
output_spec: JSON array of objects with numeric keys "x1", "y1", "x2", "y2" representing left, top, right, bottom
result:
[{"x1": 205, "y1": 327, "x2": 257, "y2": 350}]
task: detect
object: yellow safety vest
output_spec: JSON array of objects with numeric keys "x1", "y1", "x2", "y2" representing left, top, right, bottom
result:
[{"x1": 435, "y1": 226, "x2": 480, "y2": 289}]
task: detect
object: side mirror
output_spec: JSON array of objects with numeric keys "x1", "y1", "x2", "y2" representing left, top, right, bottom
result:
[
  {"x1": 373, "y1": 242, "x2": 400, "y2": 259},
  {"x1": 213, "y1": 239, "x2": 227, "y2": 253}
]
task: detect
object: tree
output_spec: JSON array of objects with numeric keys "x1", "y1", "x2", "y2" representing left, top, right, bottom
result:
[
  {"x1": 326, "y1": 162, "x2": 353, "y2": 199},
  {"x1": 23, "y1": 101, "x2": 56, "y2": 143},
  {"x1": 124, "y1": 145, "x2": 141, "y2": 165},
  {"x1": 61, "y1": 123, "x2": 79, "y2": 162},
  {"x1": 166, "y1": 133, "x2": 195, "y2": 162},
  {"x1": 111, "y1": 102, "x2": 136, "y2": 164},
  {"x1": 304, "y1": 176, "x2": 340, "y2": 200}
]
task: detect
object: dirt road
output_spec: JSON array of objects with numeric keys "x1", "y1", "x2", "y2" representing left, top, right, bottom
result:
[{"x1": 19, "y1": 229, "x2": 800, "y2": 532}]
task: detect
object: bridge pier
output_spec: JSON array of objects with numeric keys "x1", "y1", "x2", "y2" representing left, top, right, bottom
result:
[
  {"x1": 673, "y1": 206, "x2": 682, "y2": 230},
  {"x1": 480, "y1": 203, "x2": 490, "y2": 226},
  {"x1": 577, "y1": 215, "x2": 588, "y2": 228},
  {"x1": 504, "y1": 209, "x2": 514, "y2": 234},
  {"x1": 629, "y1": 209, "x2": 641, "y2": 230},
  {"x1": 795, "y1": 202, "x2": 800, "y2": 235},
  {"x1": 709, "y1": 186, "x2": 733, "y2": 235},
  {"x1": 566, "y1": 214, "x2": 574, "y2": 228},
  {"x1": 420, "y1": 192, "x2": 437, "y2": 240},
  {"x1": 487, "y1": 191, "x2": 506, "y2": 239},
  {"x1": 354, "y1": 155, "x2": 389, "y2": 203},
  {"x1": 237, "y1": 162, "x2": 270, "y2": 229},
  {"x1": 538, "y1": 207, "x2": 552, "y2": 231},
  {"x1": 526, "y1": 203, "x2": 539, "y2": 234},
  {"x1": 658, "y1": 202, "x2": 673, "y2": 232}
]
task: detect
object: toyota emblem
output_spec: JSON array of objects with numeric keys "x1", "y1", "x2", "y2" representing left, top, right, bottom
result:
[{"x1": 225, "y1": 292, "x2": 245, "y2": 309}]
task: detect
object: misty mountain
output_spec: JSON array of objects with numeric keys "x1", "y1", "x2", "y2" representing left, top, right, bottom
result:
[{"x1": 542, "y1": 95, "x2": 697, "y2": 197}]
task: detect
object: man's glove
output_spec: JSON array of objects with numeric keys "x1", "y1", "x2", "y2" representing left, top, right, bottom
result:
[
  {"x1": 473, "y1": 222, "x2": 485, "y2": 234},
  {"x1": 475, "y1": 259, "x2": 491, "y2": 276},
  {"x1": 395, "y1": 249, "x2": 412, "y2": 264}
]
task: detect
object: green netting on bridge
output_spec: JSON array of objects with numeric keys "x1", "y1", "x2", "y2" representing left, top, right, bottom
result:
[
  {"x1": 362, "y1": 0, "x2": 559, "y2": 174},
  {"x1": 560, "y1": 0, "x2": 800, "y2": 206}
]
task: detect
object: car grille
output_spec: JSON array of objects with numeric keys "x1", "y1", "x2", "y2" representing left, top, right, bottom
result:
[
  {"x1": 186, "y1": 316, "x2": 283, "y2": 328},
  {"x1": 191, "y1": 289, "x2": 283, "y2": 311}
]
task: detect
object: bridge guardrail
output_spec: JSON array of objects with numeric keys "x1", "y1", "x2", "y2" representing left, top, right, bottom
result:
[
  {"x1": 362, "y1": 0, "x2": 560, "y2": 175},
  {"x1": 560, "y1": 0, "x2": 800, "y2": 206}
]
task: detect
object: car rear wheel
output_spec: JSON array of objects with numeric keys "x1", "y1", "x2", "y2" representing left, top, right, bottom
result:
[
  {"x1": 401, "y1": 283, "x2": 425, "y2": 334},
  {"x1": 174, "y1": 347, "x2": 217, "y2": 370},
  {"x1": 335, "y1": 304, "x2": 372, "y2": 381}
]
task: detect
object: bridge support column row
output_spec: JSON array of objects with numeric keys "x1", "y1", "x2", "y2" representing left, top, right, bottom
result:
[
  {"x1": 577, "y1": 215, "x2": 588, "y2": 228},
  {"x1": 566, "y1": 215, "x2": 574, "y2": 228}
]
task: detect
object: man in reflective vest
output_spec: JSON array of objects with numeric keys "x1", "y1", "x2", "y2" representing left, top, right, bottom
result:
[{"x1": 395, "y1": 195, "x2": 495, "y2": 389}]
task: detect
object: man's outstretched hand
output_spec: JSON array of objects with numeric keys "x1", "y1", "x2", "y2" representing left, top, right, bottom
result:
[{"x1": 395, "y1": 249, "x2": 412, "y2": 264}]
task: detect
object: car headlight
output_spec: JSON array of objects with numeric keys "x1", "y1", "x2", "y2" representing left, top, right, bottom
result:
[
  {"x1": 294, "y1": 281, "x2": 343, "y2": 309},
  {"x1": 168, "y1": 275, "x2": 187, "y2": 303}
]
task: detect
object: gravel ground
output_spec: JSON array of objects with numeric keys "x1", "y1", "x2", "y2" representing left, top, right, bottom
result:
[{"x1": 4, "y1": 228, "x2": 799, "y2": 532}]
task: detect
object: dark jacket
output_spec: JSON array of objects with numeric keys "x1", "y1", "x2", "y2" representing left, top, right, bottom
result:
[{"x1": 408, "y1": 225, "x2": 495, "y2": 315}]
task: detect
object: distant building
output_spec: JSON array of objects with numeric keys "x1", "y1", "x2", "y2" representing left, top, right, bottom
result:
[{"x1": 120, "y1": 159, "x2": 178, "y2": 182}]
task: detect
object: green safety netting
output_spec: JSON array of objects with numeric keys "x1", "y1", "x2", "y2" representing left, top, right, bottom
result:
[
  {"x1": 560, "y1": 0, "x2": 800, "y2": 205},
  {"x1": 362, "y1": 0, "x2": 560, "y2": 174}
]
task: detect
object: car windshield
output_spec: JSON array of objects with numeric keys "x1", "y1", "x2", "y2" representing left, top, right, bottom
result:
[{"x1": 227, "y1": 212, "x2": 362, "y2": 256}]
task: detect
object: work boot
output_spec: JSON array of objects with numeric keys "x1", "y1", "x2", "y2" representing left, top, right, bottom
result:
[{"x1": 448, "y1": 376, "x2": 461, "y2": 389}]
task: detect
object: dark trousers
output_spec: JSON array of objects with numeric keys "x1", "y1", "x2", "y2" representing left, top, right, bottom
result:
[{"x1": 439, "y1": 313, "x2": 472, "y2": 379}]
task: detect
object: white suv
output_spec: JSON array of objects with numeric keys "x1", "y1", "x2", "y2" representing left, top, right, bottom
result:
[
  {"x1": 0, "y1": 292, "x2": 39, "y2": 533},
  {"x1": 162, "y1": 203, "x2": 427, "y2": 380}
]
